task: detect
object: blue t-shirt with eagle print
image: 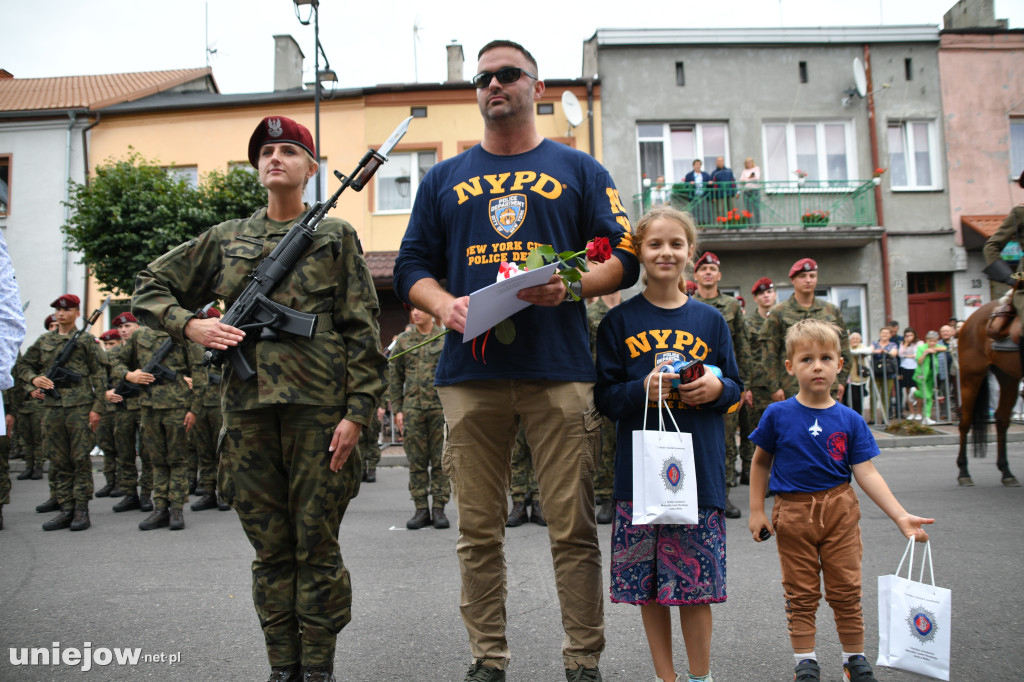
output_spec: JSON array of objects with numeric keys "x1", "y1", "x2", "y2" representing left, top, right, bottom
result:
[
  {"x1": 749, "y1": 397, "x2": 879, "y2": 493},
  {"x1": 595, "y1": 293, "x2": 743, "y2": 509},
  {"x1": 394, "y1": 139, "x2": 639, "y2": 386}
]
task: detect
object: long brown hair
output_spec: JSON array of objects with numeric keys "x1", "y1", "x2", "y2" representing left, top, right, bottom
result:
[{"x1": 634, "y1": 206, "x2": 698, "y2": 294}]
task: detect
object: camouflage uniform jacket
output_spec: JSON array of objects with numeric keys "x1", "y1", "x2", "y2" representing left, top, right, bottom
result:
[
  {"x1": 105, "y1": 343, "x2": 141, "y2": 412},
  {"x1": 132, "y1": 208, "x2": 385, "y2": 425},
  {"x1": 587, "y1": 299, "x2": 610, "y2": 363},
  {"x1": 743, "y1": 308, "x2": 773, "y2": 390},
  {"x1": 389, "y1": 326, "x2": 443, "y2": 414},
  {"x1": 761, "y1": 296, "x2": 851, "y2": 397},
  {"x1": 112, "y1": 325, "x2": 204, "y2": 414},
  {"x1": 98, "y1": 349, "x2": 119, "y2": 413},
  {"x1": 191, "y1": 341, "x2": 223, "y2": 409},
  {"x1": 693, "y1": 292, "x2": 750, "y2": 384},
  {"x1": 11, "y1": 352, "x2": 39, "y2": 415},
  {"x1": 17, "y1": 329, "x2": 105, "y2": 412}
]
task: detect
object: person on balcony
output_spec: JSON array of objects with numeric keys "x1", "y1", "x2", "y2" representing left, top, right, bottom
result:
[
  {"x1": 683, "y1": 159, "x2": 712, "y2": 225},
  {"x1": 738, "y1": 158, "x2": 761, "y2": 226},
  {"x1": 710, "y1": 157, "x2": 737, "y2": 221}
]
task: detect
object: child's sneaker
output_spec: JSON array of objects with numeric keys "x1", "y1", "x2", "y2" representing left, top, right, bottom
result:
[
  {"x1": 794, "y1": 659, "x2": 820, "y2": 681},
  {"x1": 843, "y1": 655, "x2": 878, "y2": 682}
]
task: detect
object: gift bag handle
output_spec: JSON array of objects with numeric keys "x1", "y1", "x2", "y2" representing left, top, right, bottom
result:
[
  {"x1": 894, "y1": 536, "x2": 936, "y2": 587},
  {"x1": 642, "y1": 371, "x2": 684, "y2": 437}
]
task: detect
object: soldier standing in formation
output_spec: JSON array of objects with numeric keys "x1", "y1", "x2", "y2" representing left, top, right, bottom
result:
[
  {"x1": 109, "y1": 312, "x2": 153, "y2": 513},
  {"x1": 762, "y1": 258, "x2": 851, "y2": 402},
  {"x1": 18, "y1": 295, "x2": 105, "y2": 531},
  {"x1": 587, "y1": 292, "x2": 620, "y2": 524},
  {"x1": 95, "y1": 329, "x2": 124, "y2": 498},
  {"x1": 691, "y1": 252, "x2": 749, "y2": 519},
  {"x1": 738, "y1": 277, "x2": 777, "y2": 484},
  {"x1": 190, "y1": 306, "x2": 227, "y2": 512},
  {"x1": 132, "y1": 115, "x2": 385, "y2": 682},
  {"x1": 389, "y1": 307, "x2": 450, "y2": 529},
  {"x1": 505, "y1": 423, "x2": 545, "y2": 527},
  {"x1": 113, "y1": 324, "x2": 203, "y2": 531}
]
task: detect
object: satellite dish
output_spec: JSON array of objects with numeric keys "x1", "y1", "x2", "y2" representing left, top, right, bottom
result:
[
  {"x1": 561, "y1": 90, "x2": 584, "y2": 130},
  {"x1": 852, "y1": 58, "x2": 867, "y2": 98}
]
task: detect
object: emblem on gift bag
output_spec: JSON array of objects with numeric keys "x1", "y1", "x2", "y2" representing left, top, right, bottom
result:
[
  {"x1": 907, "y1": 606, "x2": 939, "y2": 644},
  {"x1": 661, "y1": 456, "x2": 686, "y2": 493}
]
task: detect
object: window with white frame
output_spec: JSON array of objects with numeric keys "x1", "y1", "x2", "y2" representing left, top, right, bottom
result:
[
  {"x1": 887, "y1": 120, "x2": 941, "y2": 190},
  {"x1": 375, "y1": 150, "x2": 436, "y2": 213},
  {"x1": 636, "y1": 122, "x2": 729, "y2": 189},
  {"x1": 165, "y1": 165, "x2": 199, "y2": 188},
  {"x1": 302, "y1": 158, "x2": 329, "y2": 205},
  {"x1": 763, "y1": 121, "x2": 857, "y2": 183},
  {"x1": 1011, "y1": 119, "x2": 1024, "y2": 179}
]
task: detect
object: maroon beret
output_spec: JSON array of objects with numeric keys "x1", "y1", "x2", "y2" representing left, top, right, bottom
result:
[
  {"x1": 736, "y1": 296, "x2": 745, "y2": 309},
  {"x1": 751, "y1": 277, "x2": 774, "y2": 294},
  {"x1": 50, "y1": 294, "x2": 80, "y2": 309},
  {"x1": 788, "y1": 258, "x2": 818, "y2": 278},
  {"x1": 685, "y1": 280, "x2": 698, "y2": 295},
  {"x1": 44, "y1": 313, "x2": 56, "y2": 330},
  {"x1": 112, "y1": 312, "x2": 138, "y2": 326},
  {"x1": 694, "y1": 252, "x2": 720, "y2": 270},
  {"x1": 99, "y1": 330, "x2": 121, "y2": 342},
  {"x1": 248, "y1": 116, "x2": 315, "y2": 168}
]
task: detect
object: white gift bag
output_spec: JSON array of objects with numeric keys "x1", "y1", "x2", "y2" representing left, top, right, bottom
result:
[
  {"x1": 877, "y1": 537, "x2": 951, "y2": 680},
  {"x1": 631, "y1": 372, "x2": 698, "y2": 525}
]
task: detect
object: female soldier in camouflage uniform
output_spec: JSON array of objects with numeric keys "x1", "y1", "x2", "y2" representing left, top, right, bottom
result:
[{"x1": 132, "y1": 116, "x2": 385, "y2": 682}]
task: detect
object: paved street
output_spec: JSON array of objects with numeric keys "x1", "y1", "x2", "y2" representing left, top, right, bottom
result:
[{"x1": 1, "y1": 441, "x2": 1022, "y2": 681}]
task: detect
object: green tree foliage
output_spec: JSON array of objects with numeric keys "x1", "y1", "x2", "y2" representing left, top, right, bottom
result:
[{"x1": 62, "y1": 151, "x2": 267, "y2": 295}]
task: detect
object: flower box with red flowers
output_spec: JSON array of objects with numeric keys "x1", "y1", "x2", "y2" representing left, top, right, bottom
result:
[
  {"x1": 801, "y1": 210, "x2": 830, "y2": 227},
  {"x1": 716, "y1": 208, "x2": 752, "y2": 229}
]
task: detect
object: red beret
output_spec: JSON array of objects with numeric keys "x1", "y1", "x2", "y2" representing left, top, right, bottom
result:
[
  {"x1": 248, "y1": 116, "x2": 316, "y2": 168},
  {"x1": 751, "y1": 277, "x2": 774, "y2": 294},
  {"x1": 736, "y1": 296, "x2": 745, "y2": 309},
  {"x1": 50, "y1": 294, "x2": 80, "y2": 309},
  {"x1": 206, "y1": 307, "x2": 221, "y2": 318},
  {"x1": 99, "y1": 330, "x2": 121, "y2": 342},
  {"x1": 44, "y1": 314, "x2": 56, "y2": 330},
  {"x1": 112, "y1": 312, "x2": 138, "y2": 326},
  {"x1": 789, "y1": 258, "x2": 818, "y2": 278},
  {"x1": 685, "y1": 280, "x2": 698, "y2": 295},
  {"x1": 694, "y1": 252, "x2": 720, "y2": 270}
]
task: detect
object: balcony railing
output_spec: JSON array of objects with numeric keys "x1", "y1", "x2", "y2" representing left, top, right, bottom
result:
[{"x1": 633, "y1": 179, "x2": 878, "y2": 230}]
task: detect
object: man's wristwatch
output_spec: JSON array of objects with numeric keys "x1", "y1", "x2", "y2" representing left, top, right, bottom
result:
[{"x1": 564, "y1": 280, "x2": 583, "y2": 301}]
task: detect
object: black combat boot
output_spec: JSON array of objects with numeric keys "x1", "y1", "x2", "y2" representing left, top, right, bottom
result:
[
  {"x1": 35, "y1": 497, "x2": 60, "y2": 514},
  {"x1": 139, "y1": 507, "x2": 170, "y2": 531},
  {"x1": 530, "y1": 500, "x2": 547, "y2": 526},
  {"x1": 724, "y1": 495, "x2": 741, "y2": 519},
  {"x1": 190, "y1": 492, "x2": 218, "y2": 511},
  {"x1": 365, "y1": 467, "x2": 376, "y2": 483},
  {"x1": 406, "y1": 508, "x2": 431, "y2": 530},
  {"x1": 266, "y1": 663, "x2": 302, "y2": 682},
  {"x1": 113, "y1": 490, "x2": 141, "y2": 512},
  {"x1": 16, "y1": 468, "x2": 33, "y2": 480},
  {"x1": 596, "y1": 499, "x2": 615, "y2": 525},
  {"x1": 505, "y1": 501, "x2": 528, "y2": 527},
  {"x1": 30, "y1": 466, "x2": 43, "y2": 480},
  {"x1": 94, "y1": 480, "x2": 115, "y2": 498},
  {"x1": 168, "y1": 507, "x2": 185, "y2": 530},
  {"x1": 303, "y1": 665, "x2": 336, "y2": 682},
  {"x1": 139, "y1": 493, "x2": 154, "y2": 512},
  {"x1": 70, "y1": 505, "x2": 91, "y2": 531},
  {"x1": 109, "y1": 486, "x2": 125, "y2": 498},
  {"x1": 217, "y1": 494, "x2": 231, "y2": 511},
  {"x1": 42, "y1": 508, "x2": 74, "y2": 531},
  {"x1": 188, "y1": 478, "x2": 197, "y2": 496},
  {"x1": 194, "y1": 484, "x2": 207, "y2": 497},
  {"x1": 432, "y1": 506, "x2": 450, "y2": 529}
]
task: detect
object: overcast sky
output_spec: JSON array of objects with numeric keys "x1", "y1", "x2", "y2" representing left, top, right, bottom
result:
[{"x1": 5, "y1": 0, "x2": 1023, "y2": 94}]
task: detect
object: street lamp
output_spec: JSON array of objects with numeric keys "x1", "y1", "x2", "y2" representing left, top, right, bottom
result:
[{"x1": 293, "y1": 0, "x2": 334, "y2": 202}]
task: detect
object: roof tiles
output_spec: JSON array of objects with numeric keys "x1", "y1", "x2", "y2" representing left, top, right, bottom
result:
[{"x1": 0, "y1": 68, "x2": 214, "y2": 113}]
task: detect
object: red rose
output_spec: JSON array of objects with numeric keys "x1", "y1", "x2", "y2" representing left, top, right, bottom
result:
[{"x1": 586, "y1": 237, "x2": 612, "y2": 263}]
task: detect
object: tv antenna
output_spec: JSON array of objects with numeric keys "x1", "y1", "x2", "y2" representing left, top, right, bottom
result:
[
  {"x1": 561, "y1": 90, "x2": 585, "y2": 136},
  {"x1": 842, "y1": 57, "x2": 889, "y2": 107}
]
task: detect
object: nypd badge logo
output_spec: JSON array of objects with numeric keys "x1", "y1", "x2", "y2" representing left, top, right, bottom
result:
[
  {"x1": 661, "y1": 456, "x2": 686, "y2": 494},
  {"x1": 655, "y1": 351, "x2": 684, "y2": 369},
  {"x1": 489, "y1": 194, "x2": 527, "y2": 239},
  {"x1": 267, "y1": 118, "x2": 284, "y2": 138},
  {"x1": 906, "y1": 605, "x2": 939, "y2": 644}
]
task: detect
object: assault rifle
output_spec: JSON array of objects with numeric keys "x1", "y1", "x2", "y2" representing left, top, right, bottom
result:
[
  {"x1": 42, "y1": 297, "x2": 111, "y2": 400},
  {"x1": 115, "y1": 302, "x2": 216, "y2": 400},
  {"x1": 205, "y1": 116, "x2": 412, "y2": 381}
]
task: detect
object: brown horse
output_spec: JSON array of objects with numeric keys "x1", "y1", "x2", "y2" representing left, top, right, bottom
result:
[{"x1": 956, "y1": 300, "x2": 1021, "y2": 486}]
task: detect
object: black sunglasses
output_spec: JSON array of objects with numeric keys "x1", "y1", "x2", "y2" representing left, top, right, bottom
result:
[{"x1": 471, "y1": 66, "x2": 538, "y2": 89}]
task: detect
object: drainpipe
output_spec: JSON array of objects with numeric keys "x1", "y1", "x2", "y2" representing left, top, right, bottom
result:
[
  {"x1": 586, "y1": 78, "x2": 595, "y2": 158},
  {"x1": 62, "y1": 112, "x2": 76, "y2": 297},
  {"x1": 80, "y1": 113, "x2": 101, "y2": 315},
  {"x1": 864, "y1": 44, "x2": 892, "y2": 321}
]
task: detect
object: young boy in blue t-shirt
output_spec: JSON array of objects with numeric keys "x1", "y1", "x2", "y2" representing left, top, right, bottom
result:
[{"x1": 747, "y1": 319, "x2": 934, "y2": 682}]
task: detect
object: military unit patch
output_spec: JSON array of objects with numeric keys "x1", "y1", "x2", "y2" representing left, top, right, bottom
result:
[{"x1": 489, "y1": 194, "x2": 528, "y2": 239}]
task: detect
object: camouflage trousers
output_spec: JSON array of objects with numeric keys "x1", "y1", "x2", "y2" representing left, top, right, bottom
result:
[
  {"x1": 509, "y1": 422, "x2": 538, "y2": 503},
  {"x1": 218, "y1": 405, "x2": 362, "y2": 669},
  {"x1": 96, "y1": 411, "x2": 118, "y2": 483},
  {"x1": 43, "y1": 404, "x2": 95, "y2": 509},
  {"x1": 359, "y1": 413, "x2": 381, "y2": 476},
  {"x1": 16, "y1": 408, "x2": 44, "y2": 472},
  {"x1": 724, "y1": 409, "x2": 740, "y2": 487},
  {"x1": 739, "y1": 387, "x2": 773, "y2": 477},
  {"x1": 594, "y1": 416, "x2": 615, "y2": 500},
  {"x1": 192, "y1": 404, "x2": 223, "y2": 492},
  {"x1": 404, "y1": 407, "x2": 448, "y2": 509},
  {"x1": 115, "y1": 408, "x2": 150, "y2": 495},
  {"x1": 0, "y1": 433, "x2": 9, "y2": 506},
  {"x1": 141, "y1": 407, "x2": 189, "y2": 509}
]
